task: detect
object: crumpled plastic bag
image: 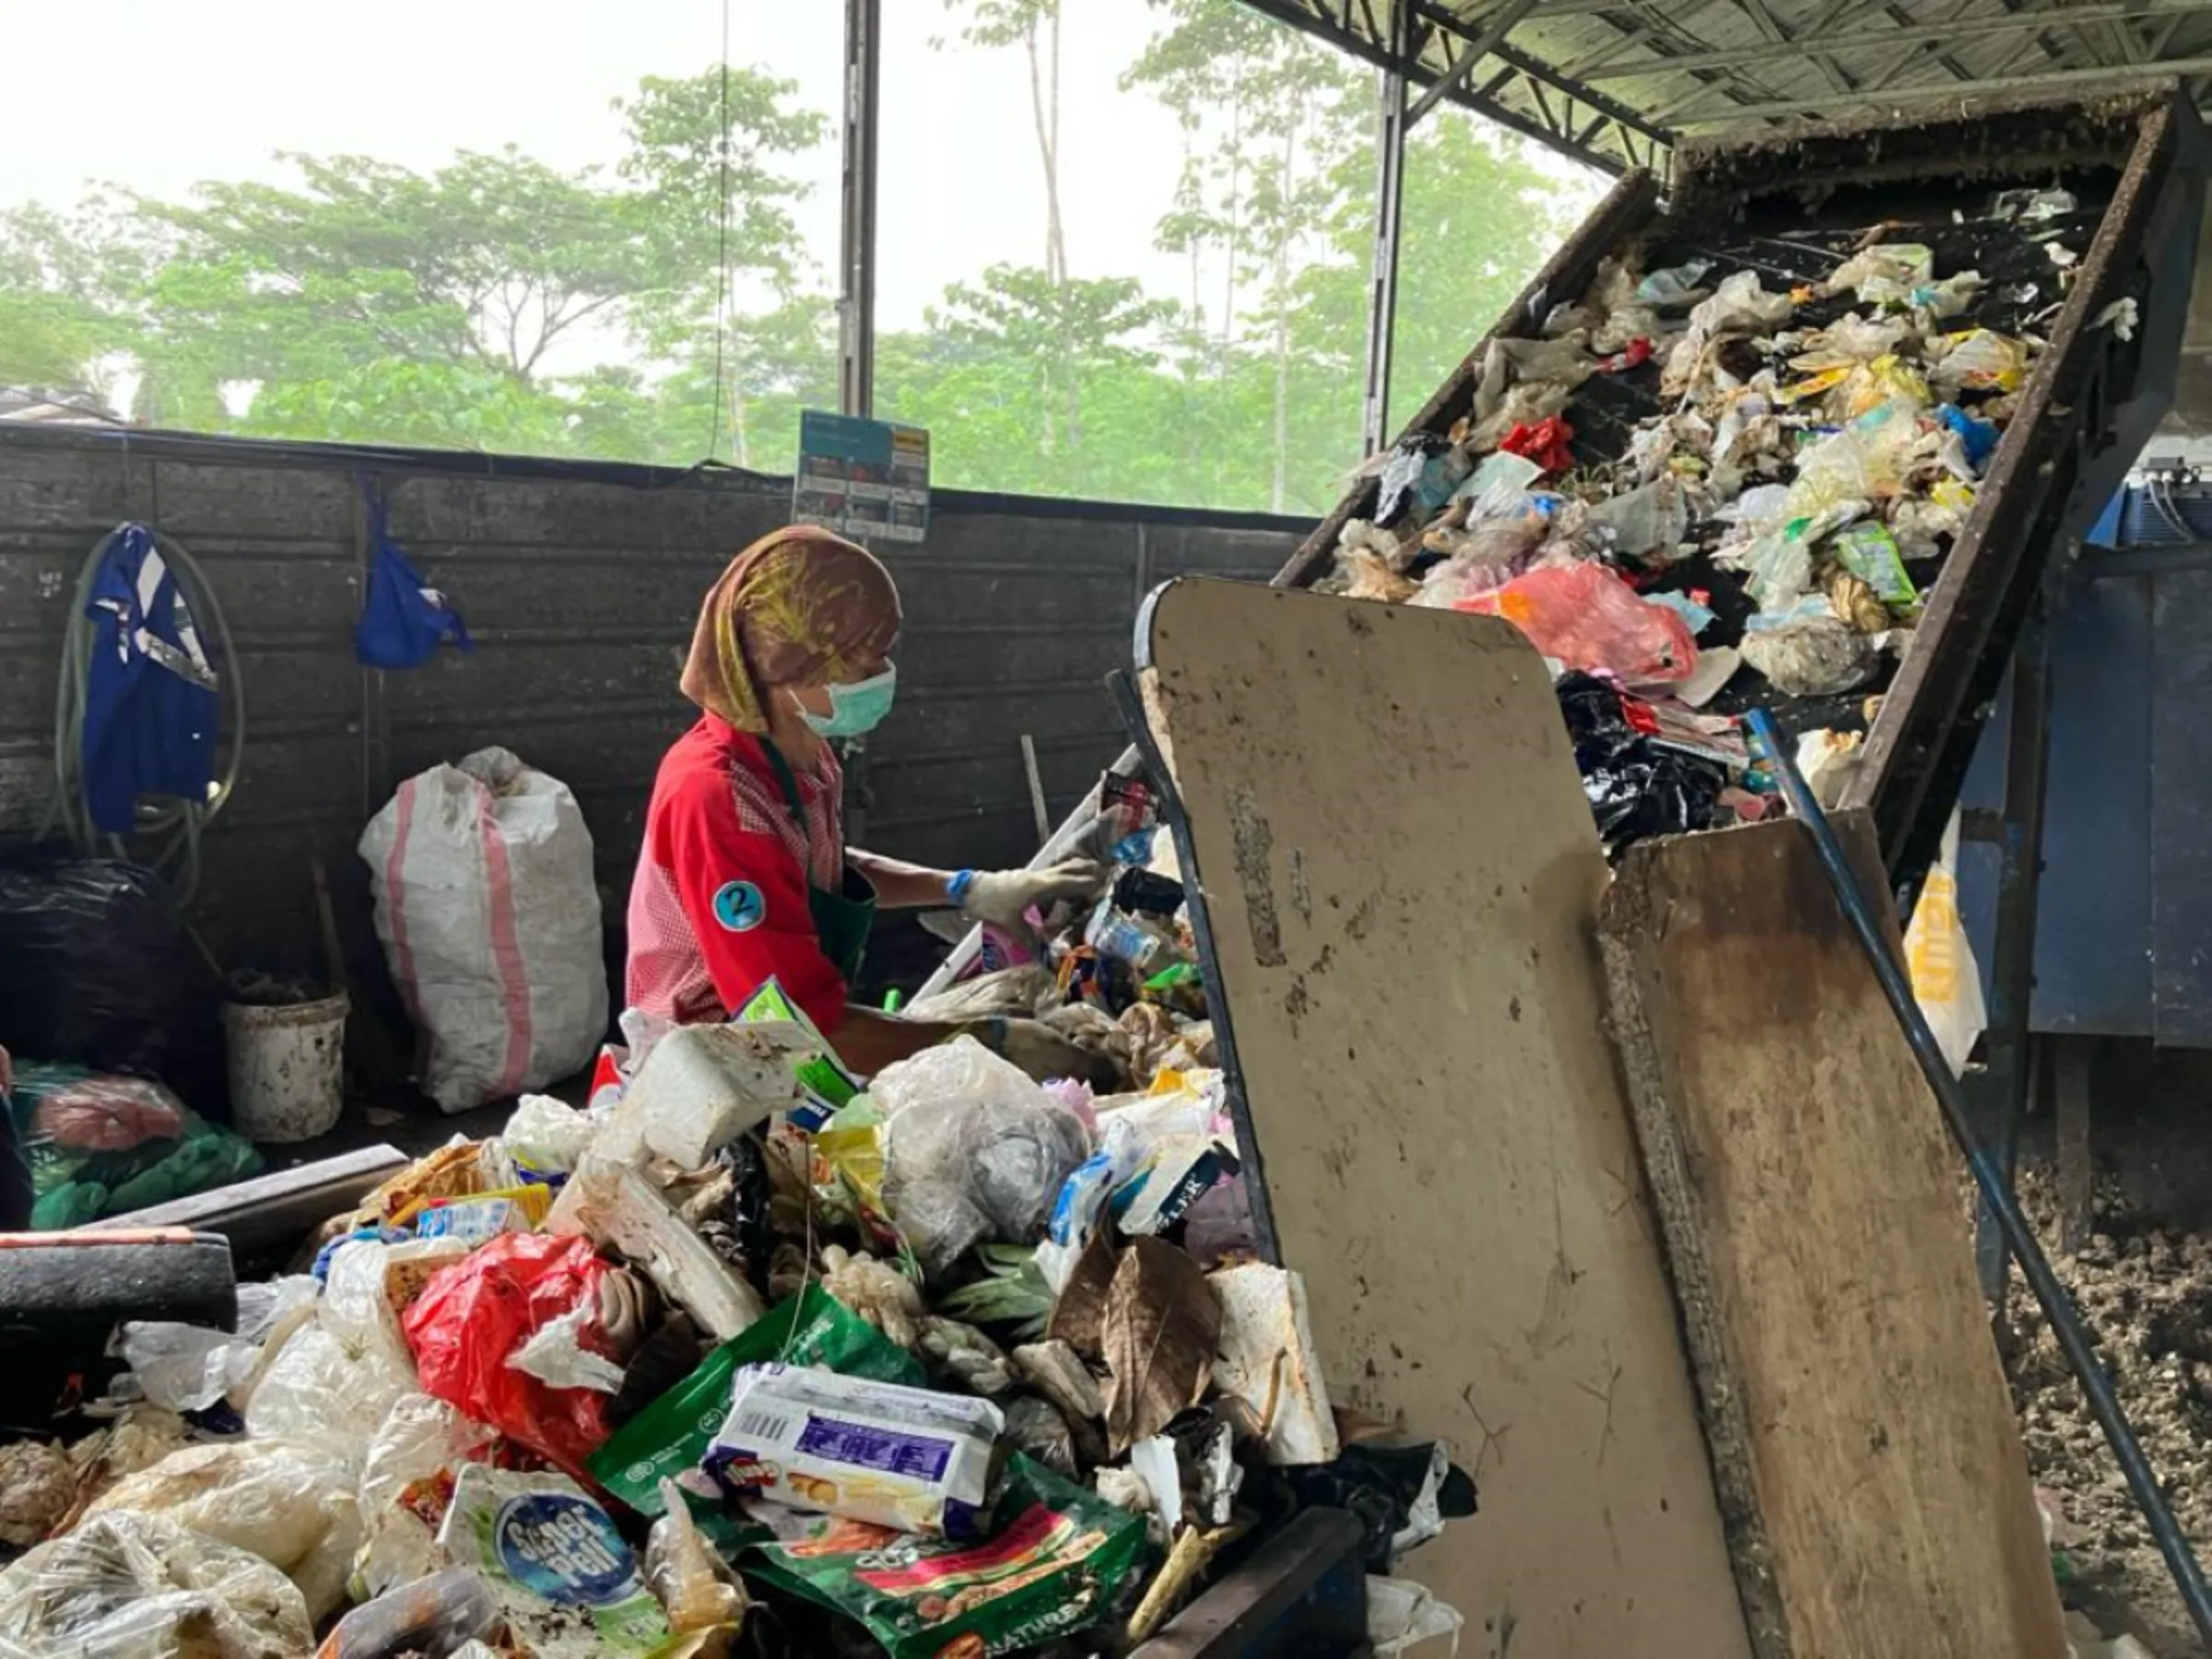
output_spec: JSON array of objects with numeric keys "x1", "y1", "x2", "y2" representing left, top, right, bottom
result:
[
  {"x1": 1741, "y1": 615, "x2": 1877, "y2": 697},
  {"x1": 1460, "y1": 562, "x2": 1698, "y2": 685},
  {"x1": 245, "y1": 1263, "x2": 418, "y2": 1450},
  {"x1": 351, "y1": 1393, "x2": 497, "y2": 1601},
  {"x1": 876, "y1": 1039, "x2": 1092, "y2": 1277},
  {"x1": 119, "y1": 1275, "x2": 317, "y2": 1414},
  {"x1": 1784, "y1": 399, "x2": 1923, "y2": 523},
  {"x1": 0, "y1": 1511, "x2": 312, "y2": 1659},
  {"x1": 1932, "y1": 327, "x2": 2030, "y2": 395},
  {"x1": 1688, "y1": 270, "x2": 1794, "y2": 339},
  {"x1": 500, "y1": 1092, "x2": 596, "y2": 1180},
  {"x1": 82, "y1": 1438, "x2": 360, "y2": 1621},
  {"x1": 1827, "y1": 241, "x2": 1932, "y2": 304},
  {"x1": 1588, "y1": 477, "x2": 1688, "y2": 559},
  {"x1": 402, "y1": 1230, "x2": 623, "y2": 1481}
]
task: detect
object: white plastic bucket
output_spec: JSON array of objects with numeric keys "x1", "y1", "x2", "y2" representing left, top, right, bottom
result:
[{"x1": 221, "y1": 992, "x2": 348, "y2": 1143}]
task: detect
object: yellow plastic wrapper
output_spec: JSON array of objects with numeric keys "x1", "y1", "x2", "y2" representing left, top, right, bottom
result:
[
  {"x1": 1838, "y1": 355, "x2": 1930, "y2": 419},
  {"x1": 1936, "y1": 328, "x2": 2029, "y2": 394}
]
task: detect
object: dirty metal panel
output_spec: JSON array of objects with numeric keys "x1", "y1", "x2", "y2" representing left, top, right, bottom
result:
[
  {"x1": 1954, "y1": 569, "x2": 2156, "y2": 1038},
  {"x1": 2151, "y1": 565, "x2": 2212, "y2": 1046},
  {"x1": 1137, "y1": 577, "x2": 1751, "y2": 1653}
]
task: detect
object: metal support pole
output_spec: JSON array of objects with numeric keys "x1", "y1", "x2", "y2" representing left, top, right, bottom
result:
[
  {"x1": 1360, "y1": 4, "x2": 1411, "y2": 460},
  {"x1": 1968, "y1": 626, "x2": 2053, "y2": 1311},
  {"x1": 1748, "y1": 707, "x2": 2212, "y2": 1649},
  {"x1": 838, "y1": 0, "x2": 881, "y2": 418}
]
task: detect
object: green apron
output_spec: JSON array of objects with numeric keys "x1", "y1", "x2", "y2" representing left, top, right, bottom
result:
[{"x1": 760, "y1": 737, "x2": 877, "y2": 982}]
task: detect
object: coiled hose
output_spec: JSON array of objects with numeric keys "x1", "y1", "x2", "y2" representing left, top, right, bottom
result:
[{"x1": 45, "y1": 525, "x2": 244, "y2": 906}]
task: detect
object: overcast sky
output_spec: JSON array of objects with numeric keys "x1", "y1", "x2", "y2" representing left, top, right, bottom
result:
[{"x1": 4, "y1": 0, "x2": 1242, "y2": 331}]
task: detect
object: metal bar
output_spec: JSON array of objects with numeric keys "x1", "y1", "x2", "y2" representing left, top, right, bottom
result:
[
  {"x1": 1404, "y1": 0, "x2": 1540, "y2": 129},
  {"x1": 1108, "y1": 665, "x2": 1281, "y2": 1266},
  {"x1": 1019, "y1": 734, "x2": 1050, "y2": 843},
  {"x1": 1363, "y1": 6, "x2": 1411, "y2": 460},
  {"x1": 1971, "y1": 626, "x2": 2053, "y2": 1309},
  {"x1": 1674, "y1": 59, "x2": 2212, "y2": 124},
  {"x1": 1231, "y1": 0, "x2": 1635, "y2": 173},
  {"x1": 1406, "y1": 0, "x2": 1673, "y2": 141},
  {"x1": 1749, "y1": 706, "x2": 2212, "y2": 1650},
  {"x1": 1583, "y1": 0, "x2": 2212, "y2": 80},
  {"x1": 836, "y1": 0, "x2": 881, "y2": 418}
]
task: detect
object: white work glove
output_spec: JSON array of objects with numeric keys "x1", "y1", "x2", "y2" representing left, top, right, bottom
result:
[{"x1": 954, "y1": 860, "x2": 1108, "y2": 935}]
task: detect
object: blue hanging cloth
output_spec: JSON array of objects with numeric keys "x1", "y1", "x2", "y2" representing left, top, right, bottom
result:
[
  {"x1": 80, "y1": 524, "x2": 220, "y2": 836},
  {"x1": 356, "y1": 488, "x2": 473, "y2": 670}
]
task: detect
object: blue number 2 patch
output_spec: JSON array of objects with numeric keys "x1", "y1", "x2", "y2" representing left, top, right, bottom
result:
[{"x1": 712, "y1": 880, "x2": 767, "y2": 933}]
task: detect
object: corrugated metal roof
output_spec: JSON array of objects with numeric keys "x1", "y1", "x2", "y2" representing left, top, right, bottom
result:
[{"x1": 1241, "y1": 0, "x2": 2212, "y2": 174}]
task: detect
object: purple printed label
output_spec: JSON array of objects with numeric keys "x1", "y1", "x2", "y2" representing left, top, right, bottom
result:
[{"x1": 794, "y1": 1413, "x2": 953, "y2": 1482}]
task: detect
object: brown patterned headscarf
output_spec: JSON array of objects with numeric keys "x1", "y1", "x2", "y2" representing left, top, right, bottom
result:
[{"x1": 680, "y1": 526, "x2": 902, "y2": 732}]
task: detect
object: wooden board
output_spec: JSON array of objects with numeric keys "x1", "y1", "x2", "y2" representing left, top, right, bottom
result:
[
  {"x1": 1136, "y1": 580, "x2": 1752, "y2": 1658},
  {"x1": 1600, "y1": 818, "x2": 2066, "y2": 1659}
]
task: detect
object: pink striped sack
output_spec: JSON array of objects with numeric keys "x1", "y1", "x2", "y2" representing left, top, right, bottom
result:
[{"x1": 359, "y1": 747, "x2": 607, "y2": 1112}]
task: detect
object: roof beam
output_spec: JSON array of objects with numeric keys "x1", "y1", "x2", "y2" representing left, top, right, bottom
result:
[
  {"x1": 1579, "y1": 0, "x2": 2212, "y2": 80},
  {"x1": 1403, "y1": 0, "x2": 1541, "y2": 128},
  {"x1": 1670, "y1": 60, "x2": 2212, "y2": 124}
]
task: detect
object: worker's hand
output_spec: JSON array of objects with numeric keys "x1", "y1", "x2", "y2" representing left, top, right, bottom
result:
[
  {"x1": 977, "y1": 1017, "x2": 1125, "y2": 1092},
  {"x1": 956, "y1": 860, "x2": 1109, "y2": 939}
]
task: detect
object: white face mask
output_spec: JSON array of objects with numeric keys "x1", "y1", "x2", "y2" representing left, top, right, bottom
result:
[{"x1": 799, "y1": 665, "x2": 898, "y2": 737}]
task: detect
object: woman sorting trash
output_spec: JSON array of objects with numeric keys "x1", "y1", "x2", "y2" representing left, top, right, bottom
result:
[{"x1": 627, "y1": 525, "x2": 1109, "y2": 1083}]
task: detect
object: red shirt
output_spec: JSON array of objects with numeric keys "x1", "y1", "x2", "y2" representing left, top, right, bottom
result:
[{"x1": 624, "y1": 715, "x2": 848, "y2": 1032}]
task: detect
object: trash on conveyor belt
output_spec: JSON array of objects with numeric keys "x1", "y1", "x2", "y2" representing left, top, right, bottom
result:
[
  {"x1": 0, "y1": 812, "x2": 1469, "y2": 1657},
  {"x1": 1315, "y1": 185, "x2": 2096, "y2": 857}
]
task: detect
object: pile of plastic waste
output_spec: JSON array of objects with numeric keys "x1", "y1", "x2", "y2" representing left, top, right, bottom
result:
[
  {"x1": 905, "y1": 772, "x2": 1218, "y2": 1095},
  {"x1": 0, "y1": 841, "x2": 1470, "y2": 1657},
  {"x1": 1320, "y1": 187, "x2": 2103, "y2": 855}
]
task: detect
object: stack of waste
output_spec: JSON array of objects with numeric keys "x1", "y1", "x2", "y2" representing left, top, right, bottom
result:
[
  {"x1": 907, "y1": 773, "x2": 1220, "y2": 1093},
  {"x1": 1320, "y1": 187, "x2": 2107, "y2": 856},
  {"x1": 0, "y1": 828, "x2": 1469, "y2": 1657}
]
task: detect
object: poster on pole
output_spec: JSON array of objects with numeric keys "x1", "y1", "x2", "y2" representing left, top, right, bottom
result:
[{"x1": 794, "y1": 410, "x2": 930, "y2": 546}]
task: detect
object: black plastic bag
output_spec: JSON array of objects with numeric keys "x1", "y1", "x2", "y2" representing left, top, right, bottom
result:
[
  {"x1": 1288, "y1": 1441, "x2": 1478, "y2": 1571},
  {"x1": 0, "y1": 852, "x2": 219, "y2": 1101},
  {"x1": 1554, "y1": 673, "x2": 1728, "y2": 857}
]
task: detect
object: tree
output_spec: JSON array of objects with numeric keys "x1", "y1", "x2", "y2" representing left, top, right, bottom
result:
[
  {"x1": 1302, "y1": 107, "x2": 1596, "y2": 435},
  {"x1": 0, "y1": 202, "x2": 142, "y2": 399},
  {"x1": 1123, "y1": 0, "x2": 1370, "y2": 510},
  {"x1": 944, "y1": 0, "x2": 1070, "y2": 284}
]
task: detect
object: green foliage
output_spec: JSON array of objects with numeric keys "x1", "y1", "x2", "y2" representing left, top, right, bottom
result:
[{"x1": 0, "y1": 5, "x2": 1594, "y2": 512}]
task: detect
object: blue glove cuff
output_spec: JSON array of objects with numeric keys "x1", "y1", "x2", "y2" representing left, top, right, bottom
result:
[{"x1": 947, "y1": 869, "x2": 977, "y2": 905}]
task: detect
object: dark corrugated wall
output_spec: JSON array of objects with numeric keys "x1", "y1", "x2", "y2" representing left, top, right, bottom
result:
[{"x1": 0, "y1": 427, "x2": 1300, "y2": 994}]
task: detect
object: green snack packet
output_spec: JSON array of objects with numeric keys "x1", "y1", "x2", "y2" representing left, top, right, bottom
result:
[
  {"x1": 589, "y1": 1284, "x2": 924, "y2": 1527},
  {"x1": 1831, "y1": 522, "x2": 1917, "y2": 606},
  {"x1": 731, "y1": 976, "x2": 862, "y2": 1127},
  {"x1": 743, "y1": 1454, "x2": 1150, "y2": 1659}
]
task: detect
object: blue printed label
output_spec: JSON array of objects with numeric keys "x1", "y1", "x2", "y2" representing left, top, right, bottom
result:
[
  {"x1": 713, "y1": 880, "x2": 766, "y2": 932},
  {"x1": 795, "y1": 1412, "x2": 955, "y2": 1481},
  {"x1": 494, "y1": 1493, "x2": 641, "y2": 1606}
]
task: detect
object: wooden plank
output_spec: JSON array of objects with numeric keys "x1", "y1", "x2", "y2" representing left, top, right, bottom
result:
[
  {"x1": 1133, "y1": 1509, "x2": 1368, "y2": 1659},
  {"x1": 1136, "y1": 579, "x2": 1750, "y2": 1658},
  {"x1": 1599, "y1": 818, "x2": 2066, "y2": 1659}
]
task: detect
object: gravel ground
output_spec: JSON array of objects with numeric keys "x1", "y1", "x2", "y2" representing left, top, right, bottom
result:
[{"x1": 2001, "y1": 1171, "x2": 2212, "y2": 1656}]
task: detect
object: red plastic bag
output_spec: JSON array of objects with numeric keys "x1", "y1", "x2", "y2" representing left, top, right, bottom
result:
[
  {"x1": 1499, "y1": 416, "x2": 1575, "y2": 474},
  {"x1": 1459, "y1": 562, "x2": 1698, "y2": 684},
  {"x1": 402, "y1": 1231, "x2": 617, "y2": 1482}
]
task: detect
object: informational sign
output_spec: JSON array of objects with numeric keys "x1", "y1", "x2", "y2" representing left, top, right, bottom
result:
[{"x1": 794, "y1": 410, "x2": 930, "y2": 545}]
